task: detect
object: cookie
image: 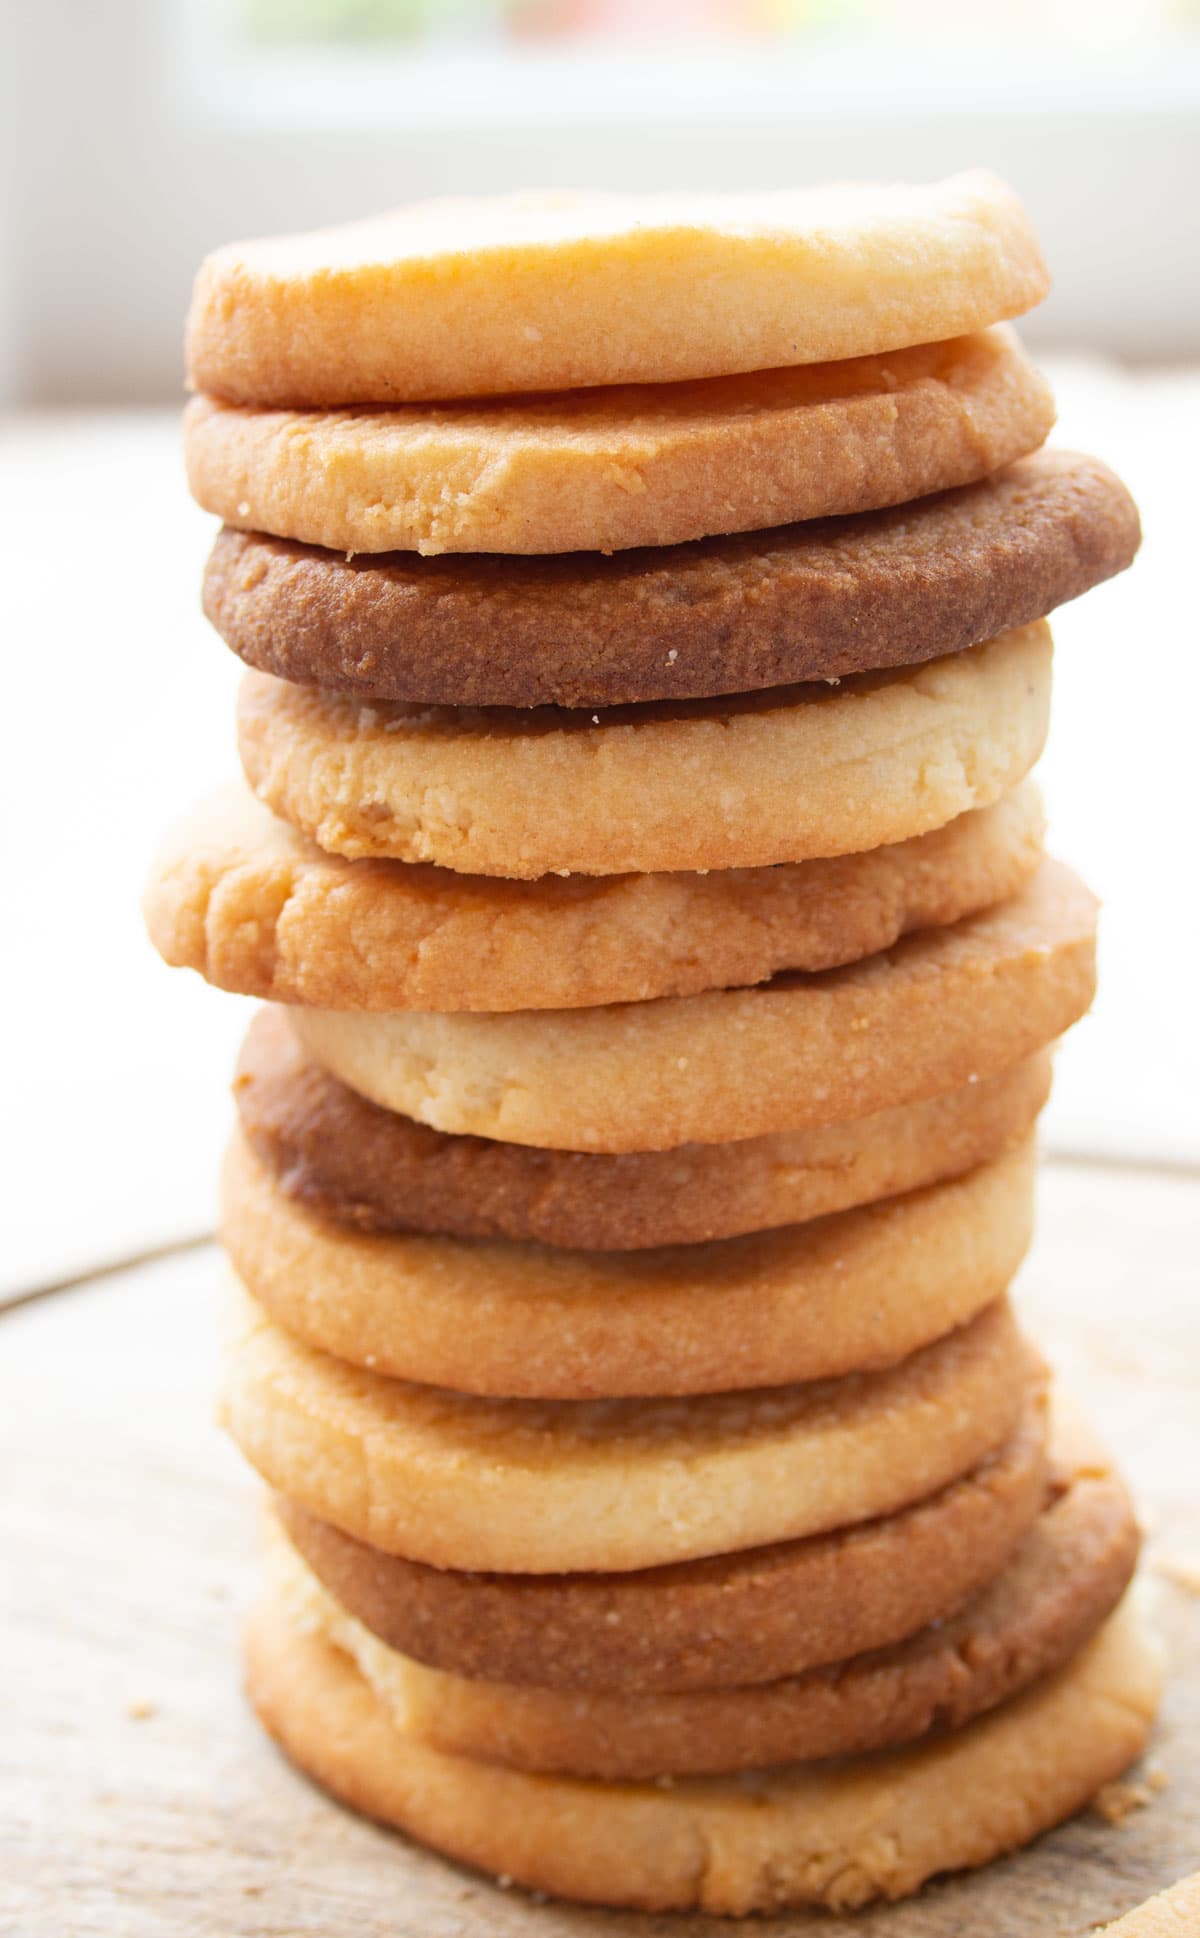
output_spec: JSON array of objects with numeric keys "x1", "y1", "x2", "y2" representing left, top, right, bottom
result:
[
  {"x1": 289, "y1": 861, "x2": 1095, "y2": 1152},
  {"x1": 1098, "y1": 1874, "x2": 1200, "y2": 1934},
  {"x1": 204, "y1": 451, "x2": 1137, "y2": 708},
  {"x1": 276, "y1": 1372, "x2": 1049, "y2": 1694},
  {"x1": 185, "y1": 329, "x2": 1054, "y2": 556},
  {"x1": 221, "y1": 1127, "x2": 1035, "y2": 1399},
  {"x1": 245, "y1": 1590, "x2": 1161, "y2": 1913},
  {"x1": 220, "y1": 1292, "x2": 1027, "y2": 1574},
  {"x1": 186, "y1": 173, "x2": 1047, "y2": 407},
  {"x1": 238, "y1": 1009, "x2": 1052, "y2": 1249},
  {"x1": 238, "y1": 623, "x2": 1051, "y2": 879},
  {"x1": 264, "y1": 1406, "x2": 1138, "y2": 1777},
  {"x1": 147, "y1": 780, "x2": 1045, "y2": 1010}
]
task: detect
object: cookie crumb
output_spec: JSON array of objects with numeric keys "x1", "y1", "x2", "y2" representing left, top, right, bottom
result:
[
  {"x1": 1091, "y1": 1769, "x2": 1165, "y2": 1826},
  {"x1": 127, "y1": 1697, "x2": 156, "y2": 1721}
]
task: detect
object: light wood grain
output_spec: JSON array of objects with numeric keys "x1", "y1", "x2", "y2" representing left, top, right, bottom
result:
[{"x1": 2, "y1": 1156, "x2": 1196, "y2": 1937}]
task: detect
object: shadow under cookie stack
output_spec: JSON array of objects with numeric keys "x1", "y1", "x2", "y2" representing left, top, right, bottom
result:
[{"x1": 147, "y1": 175, "x2": 1162, "y2": 1916}]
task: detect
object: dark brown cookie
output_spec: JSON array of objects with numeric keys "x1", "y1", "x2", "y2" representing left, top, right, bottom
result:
[
  {"x1": 274, "y1": 1373, "x2": 1051, "y2": 1695},
  {"x1": 235, "y1": 1008, "x2": 1052, "y2": 1251},
  {"x1": 203, "y1": 449, "x2": 1138, "y2": 708}
]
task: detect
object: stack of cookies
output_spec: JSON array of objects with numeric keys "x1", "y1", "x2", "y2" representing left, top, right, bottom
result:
[{"x1": 147, "y1": 174, "x2": 1162, "y2": 1915}]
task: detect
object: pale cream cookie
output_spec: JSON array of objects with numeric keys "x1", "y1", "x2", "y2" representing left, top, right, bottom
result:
[
  {"x1": 237, "y1": 623, "x2": 1051, "y2": 879},
  {"x1": 185, "y1": 329, "x2": 1054, "y2": 556},
  {"x1": 186, "y1": 173, "x2": 1049, "y2": 405},
  {"x1": 221, "y1": 1127, "x2": 1035, "y2": 1398},
  {"x1": 244, "y1": 1589, "x2": 1161, "y2": 1913},
  {"x1": 145, "y1": 780, "x2": 1045, "y2": 1009},
  {"x1": 219, "y1": 1291, "x2": 1029, "y2": 1573},
  {"x1": 289, "y1": 861, "x2": 1095, "y2": 1152}
]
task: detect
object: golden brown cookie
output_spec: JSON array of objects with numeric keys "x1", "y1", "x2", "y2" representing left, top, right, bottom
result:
[
  {"x1": 237, "y1": 1009, "x2": 1052, "y2": 1248},
  {"x1": 290, "y1": 860, "x2": 1095, "y2": 1153},
  {"x1": 276, "y1": 1371, "x2": 1048, "y2": 1693},
  {"x1": 186, "y1": 173, "x2": 1048, "y2": 406},
  {"x1": 185, "y1": 330, "x2": 1054, "y2": 556},
  {"x1": 244, "y1": 1590, "x2": 1162, "y2": 1913},
  {"x1": 147, "y1": 780, "x2": 1045, "y2": 1010},
  {"x1": 264, "y1": 1406, "x2": 1139, "y2": 1777},
  {"x1": 203, "y1": 451, "x2": 1138, "y2": 708},
  {"x1": 220, "y1": 1292, "x2": 1028, "y2": 1574},
  {"x1": 1097, "y1": 1874, "x2": 1200, "y2": 1934},
  {"x1": 221, "y1": 1127, "x2": 1035, "y2": 1398},
  {"x1": 238, "y1": 623, "x2": 1051, "y2": 879}
]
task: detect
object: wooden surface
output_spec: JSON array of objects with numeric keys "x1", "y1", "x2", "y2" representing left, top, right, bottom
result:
[{"x1": 3, "y1": 1156, "x2": 1197, "y2": 1937}]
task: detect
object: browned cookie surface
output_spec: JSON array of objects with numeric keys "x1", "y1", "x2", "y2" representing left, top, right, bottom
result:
[
  {"x1": 236, "y1": 1009, "x2": 1052, "y2": 1248},
  {"x1": 276, "y1": 1374, "x2": 1049, "y2": 1693},
  {"x1": 272, "y1": 1401, "x2": 1139, "y2": 1777},
  {"x1": 204, "y1": 451, "x2": 1138, "y2": 707}
]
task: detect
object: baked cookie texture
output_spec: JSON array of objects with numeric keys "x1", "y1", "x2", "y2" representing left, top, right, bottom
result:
[
  {"x1": 262, "y1": 1412, "x2": 1139, "y2": 1777},
  {"x1": 203, "y1": 450, "x2": 1138, "y2": 708},
  {"x1": 184, "y1": 329, "x2": 1055, "y2": 555},
  {"x1": 236, "y1": 624, "x2": 1052, "y2": 879},
  {"x1": 146, "y1": 780, "x2": 1045, "y2": 1010},
  {"x1": 274, "y1": 1375, "x2": 1050, "y2": 1693},
  {"x1": 152, "y1": 177, "x2": 1159, "y2": 1912},
  {"x1": 1097, "y1": 1873, "x2": 1200, "y2": 1934},
  {"x1": 245, "y1": 1591, "x2": 1162, "y2": 1914},
  {"x1": 288, "y1": 862, "x2": 1096, "y2": 1152},
  {"x1": 186, "y1": 173, "x2": 1048, "y2": 406},
  {"x1": 220, "y1": 1290, "x2": 1029, "y2": 1573},
  {"x1": 220, "y1": 1127, "x2": 1035, "y2": 1397},
  {"x1": 235, "y1": 1010, "x2": 1052, "y2": 1248}
]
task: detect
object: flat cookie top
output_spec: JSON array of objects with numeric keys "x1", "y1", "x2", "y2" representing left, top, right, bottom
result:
[
  {"x1": 185, "y1": 328, "x2": 1054, "y2": 555},
  {"x1": 186, "y1": 173, "x2": 1048, "y2": 407},
  {"x1": 203, "y1": 449, "x2": 1138, "y2": 707}
]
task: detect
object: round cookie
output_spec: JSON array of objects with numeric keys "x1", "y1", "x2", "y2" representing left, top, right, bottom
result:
[
  {"x1": 276, "y1": 1373, "x2": 1050, "y2": 1694},
  {"x1": 238, "y1": 624, "x2": 1051, "y2": 879},
  {"x1": 185, "y1": 329, "x2": 1054, "y2": 557},
  {"x1": 220, "y1": 1292, "x2": 1028, "y2": 1574},
  {"x1": 238, "y1": 1009, "x2": 1053, "y2": 1248},
  {"x1": 186, "y1": 173, "x2": 1048, "y2": 407},
  {"x1": 204, "y1": 451, "x2": 1138, "y2": 708},
  {"x1": 146, "y1": 781, "x2": 1044, "y2": 1011},
  {"x1": 245, "y1": 1591, "x2": 1162, "y2": 1914},
  {"x1": 290, "y1": 860, "x2": 1095, "y2": 1153},
  {"x1": 265, "y1": 1411, "x2": 1140, "y2": 1777},
  {"x1": 221, "y1": 1128, "x2": 1035, "y2": 1398},
  {"x1": 1097, "y1": 1874, "x2": 1200, "y2": 1935}
]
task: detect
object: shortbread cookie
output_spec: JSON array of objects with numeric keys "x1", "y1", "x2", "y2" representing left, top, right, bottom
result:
[
  {"x1": 187, "y1": 173, "x2": 1047, "y2": 406},
  {"x1": 265, "y1": 1411, "x2": 1139, "y2": 1777},
  {"x1": 221, "y1": 1128, "x2": 1034, "y2": 1398},
  {"x1": 204, "y1": 451, "x2": 1137, "y2": 708},
  {"x1": 245, "y1": 1591, "x2": 1161, "y2": 1913},
  {"x1": 186, "y1": 330, "x2": 1054, "y2": 556},
  {"x1": 239, "y1": 623, "x2": 1051, "y2": 878},
  {"x1": 148, "y1": 781, "x2": 1044, "y2": 1010},
  {"x1": 1098, "y1": 1874, "x2": 1200, "y2": 1935},
  {"x1": 276, "y1": 1373, "x2": 1049, "y2": 1693},
  {"x1": 221, "y1": 1292, "x2": 1027, "y2": 1573},
  {"x1": 291, "y1": 861, "x2": 1094, "y2": 1152},
  {"x1": 239, "y1": 1009, "x2": 1052, "y2": 1248}
]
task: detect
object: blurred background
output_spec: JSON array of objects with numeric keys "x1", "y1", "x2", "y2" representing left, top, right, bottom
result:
[{"x1": 2, "y1": 0, "x2": 1198, "y2": 1301}]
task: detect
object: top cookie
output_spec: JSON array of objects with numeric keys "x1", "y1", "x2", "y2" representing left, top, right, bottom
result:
[{"x1": 185, "y1": 172, "x2": 1048, "y2": 407}]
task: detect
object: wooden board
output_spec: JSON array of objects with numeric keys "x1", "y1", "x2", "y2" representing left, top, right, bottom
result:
[{"x1": 2, "y1": 1157, "x2": 1198, "y2": 1937}]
